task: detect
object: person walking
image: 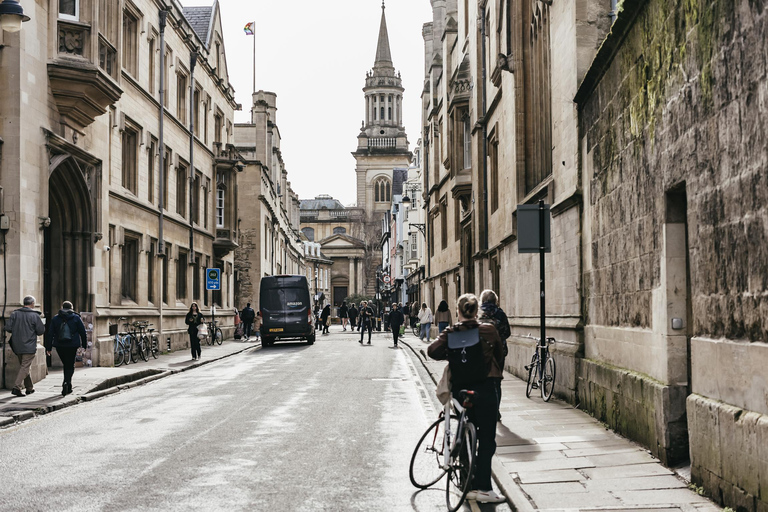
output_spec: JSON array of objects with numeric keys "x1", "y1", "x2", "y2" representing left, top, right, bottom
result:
[
  {"x1": 339, "y1": 301, "x2": 349, "y2": 331},
  {"x1": 435, "y1": 300, "x2": 453, "y2": 333},
  {"x1": 410, "y1": 301, "x2": 420, "y2": 329},
  {"x1": 389, "y1": 303, "x2": 404, "y2": 348},
  {"x1": 418, "y1": 302, "x2": 433, "y2": 342},
  {"x1": 45, "y1": 301, "x2": 87, "y2": 396},
  {"x1": 253, "y1": 311, "x2": 262, "y2": 342},
  {"x1": 4, "y1": 295, "x2": 45, "y2": 397},
  {"x1": 320, "y1": 304, "x2": 331, "y2": 335},
  {"x1": 185, "y1": 303, "x2": 205, "y2": 361},
  {"x1": 479, "y1": 289, "x2": 511, "y2": 417},
  {"x1": 427, "y1": 294, "x2": 506, "y2": 504},
  {"x1": 240, "y1": 303, "x2": 256, "y2": 341},
  {"x1": 348, "y1": 303, "x2": 358, "y2": 330},
  {"x1": 358, "y1": 301, "x2": 374, "y2": 345}
]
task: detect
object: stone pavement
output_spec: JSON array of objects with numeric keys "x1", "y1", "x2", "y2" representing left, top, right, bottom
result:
[
  {"x1": 0, "y1": 338, "x2": 257, "y2": 428},
  {"x1": 399, "y1": 332, "x2": 721, "y2": 512}
]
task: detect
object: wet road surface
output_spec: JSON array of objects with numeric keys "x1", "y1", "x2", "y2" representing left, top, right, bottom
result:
[{"x1": 0, "y1": 331, "x2": 510, "y2": 511}]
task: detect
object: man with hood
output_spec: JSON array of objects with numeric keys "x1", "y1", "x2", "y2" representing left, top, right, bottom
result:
[
  {"x1": 45, "y1": 301, "x2": 87, "y2": 396},
  {"x1": 4, "y1": 295, "x2": 45, "y2": 397}
]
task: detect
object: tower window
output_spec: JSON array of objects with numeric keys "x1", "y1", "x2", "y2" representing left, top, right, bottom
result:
[
  {"x1": 374, "y1": 177, "x2": 391, "y2": 203},
  {"x1": 388, "y1": 107, "x2": 392, "y2": 120},
  {"x1": 381, "y1": 107, "x2": 385, "y2": 120}
]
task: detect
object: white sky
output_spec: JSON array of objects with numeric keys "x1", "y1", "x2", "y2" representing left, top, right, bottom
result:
[{"x1": 181, "y1": 0, "x2": 433, "y2": 206}]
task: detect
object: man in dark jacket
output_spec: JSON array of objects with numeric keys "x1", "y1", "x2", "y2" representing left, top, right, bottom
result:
[
  {"x1": 240, "y1": 303, "x2": 256, "y2": 340},
  {"x1": 348, "y1": 303, "x2": 358, "y2": 329},
  {"x1": 45, "y1": 301, "x2": 87, "y2": 396},
  {"x1": 4, "y1": 295, "x2": 45, "y2": 397},
  {"x1": 320, "y1": 304, "x2": 331, "y2": 334},
  {"x1": 389, "y1": 303, "x2": 405, "y2": 348},
  {"x1": 479, "y1": 289, "x2": 511, "y2": 419},
  {"x1": 358, "y1": 301, "x2": 374, "y2": 344}
]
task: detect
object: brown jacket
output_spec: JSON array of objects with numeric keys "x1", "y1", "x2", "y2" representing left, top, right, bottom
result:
[{"x1": 427, "y1": 319, "x2": 504, "y2": 379}]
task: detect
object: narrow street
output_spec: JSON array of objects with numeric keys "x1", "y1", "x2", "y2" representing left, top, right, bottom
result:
[{"x1": 0, "y1": 331, "x2": 509, "y2": 512}]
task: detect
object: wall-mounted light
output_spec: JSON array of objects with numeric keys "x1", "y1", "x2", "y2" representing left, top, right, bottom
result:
[{"x1": 0, "y1": 0, "x2": 30, "y2": 34}]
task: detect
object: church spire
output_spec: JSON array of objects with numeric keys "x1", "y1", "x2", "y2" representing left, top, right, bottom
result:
[{"x1": 374, "y1": 1, "x2": 393, "y2": 71}]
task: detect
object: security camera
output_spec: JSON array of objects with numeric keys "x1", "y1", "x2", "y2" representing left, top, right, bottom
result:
[{"x1": 104, "y1": 246, "x2": 111, "y2": 252}]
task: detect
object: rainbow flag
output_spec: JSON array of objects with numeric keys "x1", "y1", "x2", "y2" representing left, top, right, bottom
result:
[{"x1": 244, "y1": 22, "x2": 255, "y2": 35}]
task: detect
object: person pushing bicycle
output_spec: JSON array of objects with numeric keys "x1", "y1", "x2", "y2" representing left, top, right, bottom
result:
[{"x1": 427, "y1": 293, "x2": 506, "y2": 504}]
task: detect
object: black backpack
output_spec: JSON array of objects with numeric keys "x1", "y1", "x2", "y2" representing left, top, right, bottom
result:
[
  {"x1": 446, "y1": 328, "x2": 488, "y2": 389},
  {"x1": 58, "y1": 317, "x2": 73, "y2": 342}
]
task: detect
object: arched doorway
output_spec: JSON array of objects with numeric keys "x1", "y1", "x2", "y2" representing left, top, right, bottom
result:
[{"x1": 44, "y1": 156, "x2": 93, "y2": 325}]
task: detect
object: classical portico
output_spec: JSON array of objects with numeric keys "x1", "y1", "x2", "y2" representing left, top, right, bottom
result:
[{"x1": 317, "y1": 234, "x2": 366, "y2": 306}]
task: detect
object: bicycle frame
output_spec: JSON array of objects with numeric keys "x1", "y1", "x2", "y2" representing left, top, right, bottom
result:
[{"x1": 441, "y1": 397, "x2": 467, "y2": 471}]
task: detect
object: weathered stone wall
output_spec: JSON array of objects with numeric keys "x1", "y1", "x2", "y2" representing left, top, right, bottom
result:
[{"x1": 578, "y1": 0, "x2": 768, "y2": 505}]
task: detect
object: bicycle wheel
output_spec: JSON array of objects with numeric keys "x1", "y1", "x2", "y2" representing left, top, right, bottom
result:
[
  {"x1": 128, "y1": 336, "x2": 140, "y2": 363},
  {"x1": 150, "y1": 336, "x2": 158, "y2": 359},
  {"x1": 412, "y1": 322, "x2": 420, "y2": 337},
  {"x1": 214, "y1": 327, "x2": 223, "y2": 345},
  {"x1": 139, "y1": 336, "x2": 149, "y2": 362},
  {"x1": 445, "y1": 421, "x2": 477, "y2": 512},
  {"x1": 542, "y1": 355, "x2": 556, "y2": 402},
  {"x1": 114, "y1": 338, "x2": 125, "y2": 367},
  {"x1": 525, "y1": 353, "x2": 538, "y2": 398},
  {"x1": 409, "y1": 415, "x2": 454, "y2": 489}
]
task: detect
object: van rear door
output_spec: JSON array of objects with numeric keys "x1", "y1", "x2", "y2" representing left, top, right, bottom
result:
[{"x1": 282, "y1": 287, "x2": 310, "y2": 334}]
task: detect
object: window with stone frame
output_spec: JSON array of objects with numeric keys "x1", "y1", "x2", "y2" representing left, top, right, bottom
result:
[
  {"x1": 490, "y1": 252, "x2": 501, "y2": 297},
  {"x1": 59, "y1": 0, "x2": 79, "y2": 21},
  {"x1": 454, "y1": 197, "x2": 461, "y2": 241},
  {"x1": 122, "y1": 5, "x2": 139, "y2": 78},
  {"x1": 192, "y1": 172, "x2": 201, "y2": 225},
  {"x1": 148, "y1": 35, "x2": 156, "y2": 95},
  {"x1": 176, "y1": 162, "x2": 187, "y2": 218},
  {"x1": 121, "y1": 122, "x2": 139, "y2": 195},
  {"x1": 302, "y1": 227, "x2": 315, "y2": 241},
  {"x1": 462, "y1": 113, "x2": 472, "y2": 170},
  {"x1": 193, "y1": 253, "x2": 201, "y2": 301},
  {"x1": 216, "y1": 186, "x2": 225, "y2": 228},
  {"x1": 148, "y1": 238, "x2": 157, "y2": 304},
  {"x1": 176, "y1": 250, "x2": 188, "y2": 302},
  {"x1": 489, "y1": 128, "x2": 500, "y2": 213},
  {"x1": 333, "y1": 227, "x2": 346, "y2": 235},
  {"x1": 203, "y1": 178, "x2": 210, "y2": 229},
  {"x1": 374, "y1": 178, "x2": 391, "y2": 203},
  {"x1": 121, "y1": 233, "x2": 140, "y2": 303},
  {"x1": 513, "y1": 0, "x2": 553, "y2": 195},
  {"x1": 410, "y1": 233, "x2": 418, "y2": 260},
  {"x1": 163, "y1": 48, "x2": 173, "y2": 106},
  {"x1": 176, "y1": 70, "x2": 188, "y2": 125},
  {"x1": 440, "y1": 197, "x2": 448, "y2": 250},
  {"x1": 162, "y1": 244, "x2": 170, "y2": 304},
  {"x1": 202, "y1": 256, "x2": 210, "y2": 306},
  {"x1": 162, "y1": 148, "x2": 171, "y2": 210},
  {"x1": 147, "y1": 137, "x2": 157, "y2": 204},
  {"x1": 214, "y1": 111, "x2": 223, "y2": 145},
  {"x1": 193, "y1": 87, "x2": 201, "y2": 137},
  {"x1": 98, "y1": 0, "x2": 118, "y2": 78}
]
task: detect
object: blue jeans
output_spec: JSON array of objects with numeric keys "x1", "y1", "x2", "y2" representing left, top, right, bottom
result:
[
  {"x1": 420, "y1": 322, "x2": 431, "y2": 340},
  {"x1": 438, "y1": 322, "x2": 449, "y2": 333}
]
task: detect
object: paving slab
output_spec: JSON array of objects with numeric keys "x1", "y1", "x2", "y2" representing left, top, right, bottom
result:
[
  {"x1": 583, "y1": 475, "x2": 688, "y2": 492},
  {"x1": 517, "y1": 469, "x2": 585, "y2": 484},
  {"x1": 612, "y1": 489, "x2": 712, "y2": 505},
  {"x1": 580, "y1": 463, "x2": 675, "y2": 480},
  {"x1": 526, "y1": 490, "x2": 623, "y2": 509}
]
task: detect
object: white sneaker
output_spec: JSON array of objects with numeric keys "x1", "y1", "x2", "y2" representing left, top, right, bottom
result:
[{"x1": 474, "y1": 490, "x2": 506, "y2": 503}]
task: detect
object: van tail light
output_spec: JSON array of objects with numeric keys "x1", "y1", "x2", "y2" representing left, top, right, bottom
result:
[{"x1": 308, "y1": 310, "x2": 313, "y2": 324}]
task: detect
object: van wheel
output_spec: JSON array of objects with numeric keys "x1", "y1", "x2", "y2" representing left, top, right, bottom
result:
[
  {"x1": 262, "y1": 337, "x2": 272, "y2": 347},
  {"x1": 307, "y1": 335, "x2": 315, "y2": 344}
]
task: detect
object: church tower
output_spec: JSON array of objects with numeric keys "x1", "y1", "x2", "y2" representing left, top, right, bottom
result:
[{"x1": 353, "y1": 2, "x2": 412, "y2": 220}]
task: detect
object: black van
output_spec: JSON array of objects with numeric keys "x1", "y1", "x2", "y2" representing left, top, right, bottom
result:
[{"x1": 259, "y1": 275, "x2": 315, "y2": 346}]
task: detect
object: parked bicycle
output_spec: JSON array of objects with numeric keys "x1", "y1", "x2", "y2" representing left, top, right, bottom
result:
[
  {"x1": 523, "y1": 334, "x2": 556, "y2": 401},
  {"x1": 411, "y1": 320, "x2": 420, "y2": 337},
  {"x1": 112, "y1": 317, "x2": 132, "y2": 367},
  {"x1": 200, "y1": 320, "x2": 223, "y2": 346},
  {"x1": 409, "y1": 389, "x2": 478, "y2": 512}
]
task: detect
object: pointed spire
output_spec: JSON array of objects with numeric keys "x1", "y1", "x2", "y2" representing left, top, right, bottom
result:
[{"x1": 374, "y1": 1, "x2": 393, "y2": 70}]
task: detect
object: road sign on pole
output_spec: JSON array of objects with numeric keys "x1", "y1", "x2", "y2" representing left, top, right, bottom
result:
[{"x1": 206, "y1": 268, "x2": 221, "y2": 290}]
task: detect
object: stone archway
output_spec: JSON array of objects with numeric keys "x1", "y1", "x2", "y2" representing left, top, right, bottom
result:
[{"x1": 44, "y1": 155, "x2": 93, "y2": 324}]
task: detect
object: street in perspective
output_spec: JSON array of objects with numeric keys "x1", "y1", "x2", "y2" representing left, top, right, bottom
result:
[{"x1": 0, "y1": 0, "x2": 765, "y2": 511}]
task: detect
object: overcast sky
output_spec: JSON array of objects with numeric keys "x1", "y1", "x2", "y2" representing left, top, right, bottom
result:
[{"x1": 181, "y1": 0, "x2": 433, "y2": 206}]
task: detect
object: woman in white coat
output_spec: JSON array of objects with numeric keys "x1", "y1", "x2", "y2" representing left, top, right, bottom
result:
[{"x1": 417, "y1": 302, "x2": 433, "y2": 342}]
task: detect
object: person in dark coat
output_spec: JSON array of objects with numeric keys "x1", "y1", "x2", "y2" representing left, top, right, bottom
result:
[
  {"x1": 45, "y1": 301, "x2": 87, "y2": 396},
  {"x1": 239, "y1": 303, "x2": 256, "y2": 340},
  {"x1": 479, "y1": 289, "x2": 511, "y2": 418},
  {"x1": 339, "y1": 301, "x2": 349, "y2": 331},
  {"x1": 348, "y1": 303, "x2": 358, "y2": 329},
  {"x1": 185, "y1": 302, "x2": 205, "y2": 361},
  {"x1": 320, "y1": 304, "x2": 331, "y2": 334},
  {"x1": 358, "y1": 301, "x2": 374, "y2": 344},
  {"x1": 4, "y1": 295, "x2": 45, "y2": 397},
  {"x1": 389, "y1": 303, "x2": 405, "y2": 348}
]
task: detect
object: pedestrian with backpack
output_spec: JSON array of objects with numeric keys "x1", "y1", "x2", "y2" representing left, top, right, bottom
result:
[
  {"x1": 45, "y1": 301, "x2": 87, "y2": 396},
  {"x1": 479, "y1": 289, "x2": 511, "y2": 416},
  {"x1": 427, "y1": 293, "x2": 505, "y2": 504},
  {"x1": 240, "y1": 303, "x2": 256, "y2": 340}
]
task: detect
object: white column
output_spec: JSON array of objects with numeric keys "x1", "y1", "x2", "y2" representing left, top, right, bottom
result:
[
  {"x1": 349, "y1": 258, "x2": 355, "y2": 295},
  {"x1": 357, "y1": 259, "x2": 364, "y2": 294}
]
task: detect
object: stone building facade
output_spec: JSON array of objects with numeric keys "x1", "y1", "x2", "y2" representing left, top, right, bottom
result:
[
  {"x1": 233, "y1": 91, "x2": 304, "y2": 311},
  {"x1": 422, "y1": 0, "x2": 768, "y2": 509},
  {"x1": 1, "y1": 0, "x2": 242, "y2": 382}
]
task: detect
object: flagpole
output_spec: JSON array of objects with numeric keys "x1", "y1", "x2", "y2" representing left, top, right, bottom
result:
[{"x1": 252, "y1": 21, "x2": 256, "y2": 95}]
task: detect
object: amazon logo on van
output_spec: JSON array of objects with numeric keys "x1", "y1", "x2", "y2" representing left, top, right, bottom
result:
[{"x1": 286, "y1": 302, "x2": 304, "y2": 307}]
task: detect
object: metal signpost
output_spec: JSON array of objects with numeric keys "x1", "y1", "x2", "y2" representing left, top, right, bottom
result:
[
  {"x1": 206, "y1": 268, "x2": 221, "y2": 330},
  {"x1": 517, "y1": 200, "x2": 552, "y2": 377}
]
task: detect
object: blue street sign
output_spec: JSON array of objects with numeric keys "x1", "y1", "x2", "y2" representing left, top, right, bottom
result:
[{"x1": 206, "y1": 268, "x2": 221, "y2": 290}]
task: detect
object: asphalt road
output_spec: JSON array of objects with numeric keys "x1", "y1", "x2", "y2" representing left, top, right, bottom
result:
[{"x1": 0, "y1": 330, "x2": 510, "y2": 512}]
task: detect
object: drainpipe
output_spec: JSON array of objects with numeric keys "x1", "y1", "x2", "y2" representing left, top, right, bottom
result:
[
  {"x1": 158, "y1": 8, "x2": 168, "y2": 347},
  {"x1": 189, "y1": 48, "x2": 198, "y2": 265},
  {"x1": 480, "y1": 5, "x2": 489, "y2": 252}
]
